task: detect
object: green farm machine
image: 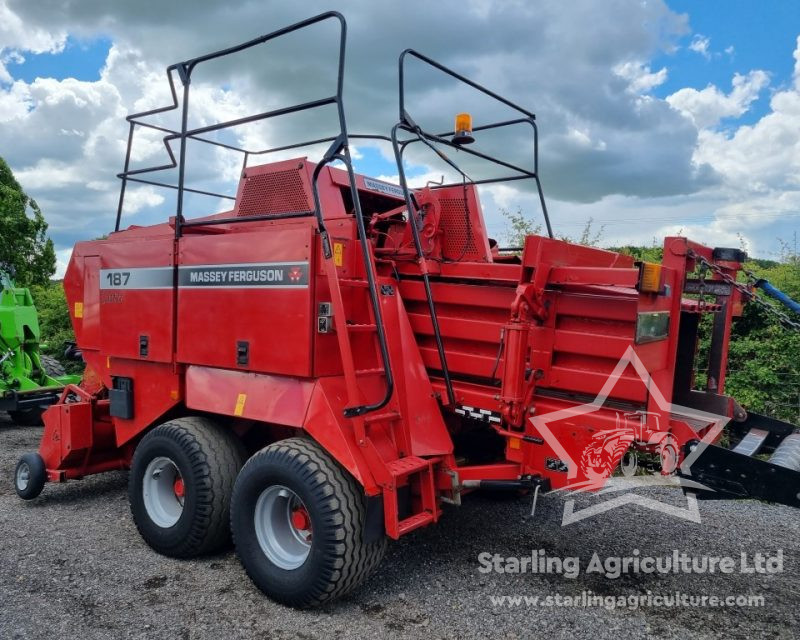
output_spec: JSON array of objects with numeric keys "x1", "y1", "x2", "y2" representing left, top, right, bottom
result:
[{"x1": 0, "y1": 269, "x2": 80, "y2": 425}]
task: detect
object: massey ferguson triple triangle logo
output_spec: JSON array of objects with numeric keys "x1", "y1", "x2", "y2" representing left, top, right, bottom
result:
[{"x1": 532, "y1": 346, "x2": 729, "y2": 525}]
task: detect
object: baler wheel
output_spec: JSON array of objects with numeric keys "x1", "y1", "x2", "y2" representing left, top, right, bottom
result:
[
  {"x1": 14, "y1": 452, "x2": 46, "y2": 500},
  {"x1": 231, "y1": 437, "x2": 387, "y2": 608},
  {"x1": 128, "y1": 416, "x2": 246, "y2": 558}
]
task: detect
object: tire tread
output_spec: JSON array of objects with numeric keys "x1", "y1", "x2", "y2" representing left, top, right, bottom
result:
[
  {"x1": 233, "y1": 437, "x2": 386, "y2": 607},
  {"x1": 129, "y1": 416, "x2": 246, "y2": 557}
]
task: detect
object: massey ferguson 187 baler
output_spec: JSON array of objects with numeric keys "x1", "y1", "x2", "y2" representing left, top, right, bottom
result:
[{"x1": 15, "y1": 13, "x2": 800, "y2": 607}]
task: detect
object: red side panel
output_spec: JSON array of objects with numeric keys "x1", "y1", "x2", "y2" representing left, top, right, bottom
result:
[
  {"x1": 185, "y1": 365, "x2": 314, "y2": 426},
  {"x1": 398, "y1": 278, "x2": 515, "y2": 380},
  {"x1": 304, "y1": 376, "x2": 378, "y2": 493},
  {"x1": 382, "y1": 285, "x2": 453, "y2": 456},
  {"x1": 536, "y1": 289, "x2": 645, "y2": 403},
  {"x1": 64, "y1": 244, "x2": 97, "y2": 372},
  {"x1": 176, "y1": 222, "x2": 314, "y2": 377},
  {"x1": 81, "y1": 256, "x2": 101, "y2": 350},
  {"x1": 99, "y1": 236, "x2": 175, "y2": 363},
  {"x1": 183, "y1": 364, "x2": 377, "y2": 492},
  {"x1": 111, "y1": 360, "x2": 182, "y2": 446}
]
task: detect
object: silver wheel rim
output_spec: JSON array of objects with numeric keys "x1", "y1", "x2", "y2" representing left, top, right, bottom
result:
[
  {"x1": 143, "y1": 456, "x2": 184, "y2": 528},
  {"x1": 16, "y1": 462, "x2": 30, "y2": 491},
  {"x1": 661, "y1": 443, "x2": 679, "y2": 475},
  {"x1": 620, "y1": 451, "x2": 638, "y2": 477},
  {"x1": 254, "y1": 485, "x2": 312, "y2": 570}
]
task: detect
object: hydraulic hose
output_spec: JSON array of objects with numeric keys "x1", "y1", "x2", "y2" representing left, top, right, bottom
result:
[{"x1": 755, "y1": 279, "x2": 800, "y2": 315}]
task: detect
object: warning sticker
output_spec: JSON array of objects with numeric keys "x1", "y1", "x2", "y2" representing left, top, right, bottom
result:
[{"x1": 234, "y1": 393, "x2": 247, "y2": 417}]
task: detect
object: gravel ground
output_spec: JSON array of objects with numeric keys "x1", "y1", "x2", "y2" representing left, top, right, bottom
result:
[{"x1": 1, "y1": 414, "x2": 798, "y2": 640}]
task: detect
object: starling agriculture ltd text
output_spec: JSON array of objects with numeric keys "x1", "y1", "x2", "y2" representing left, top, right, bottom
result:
[{"x1": 477, "y1": 549, "x2": 784, "y2": 580}]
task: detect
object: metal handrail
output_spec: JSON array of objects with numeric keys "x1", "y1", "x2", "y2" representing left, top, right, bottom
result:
[
  {"x1": 112, "y1": 12, "x2": 396, "y2": 417},
  {"x1": 385, "y1": 49, "x2": 556, "y2": 407},
  {"x1": 396, "y1": 49, "x2": 551, "y2": 236}
]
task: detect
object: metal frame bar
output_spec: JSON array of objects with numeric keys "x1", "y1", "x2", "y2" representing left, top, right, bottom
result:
[
  {"x1": 391, "y1": 123, "x2": 456, "y2": 406},
  {"x1": 385, "y1": 49, "x2": 557, "y2": 407},
  {"x1": 396, "y1": 49, "x2": 552, "y2": 237},
  {"x1": 115, "y1": 13, "x2": 350, "y2": 232},
  {"x1": 311, "y1": 146, "x2": 395, "y2": 416},
  {"x1": 111, "y1": 20, "x2": 557, "y2": 418},
  {"x1": 113, "y1": 11, "x2": 395, "y2": 417}
]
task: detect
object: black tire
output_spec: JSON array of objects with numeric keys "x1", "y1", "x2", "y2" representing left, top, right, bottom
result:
[
  {"x1": 129, "y1": 416, "x2": 246, "y2": 558},
  {"x1": 8, "y1": 356, "x2": 68, "y2": 426},
  {"x1": 8, "y1": 408, "x2": 45, "y2": 426},
  {"x1": 231, "y1": 437, "x2": 387, "y2": 608},
  {"x1": 40, "y1": 355, "x2": 67, "y2": 378},
  {"x1": 15, "y1": 452, "x2": 46, "y2": 500}
]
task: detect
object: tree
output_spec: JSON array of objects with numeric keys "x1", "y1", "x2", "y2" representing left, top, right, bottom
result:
[
  {"x1": 500, "y1": 208, "x2": 541, "y2": 247},
  {"x1": 499, "y1": 210, "x2": 604, "y2": 248},
  {"x1": 29, "y1": 282, "x2": 81, "y2": 373},
  {"x1": 723, "y1": 247, "x2": 800, "y2": 422},
  {"x1": 0, "y1": 156, "x2": 56, "y2": 286}
]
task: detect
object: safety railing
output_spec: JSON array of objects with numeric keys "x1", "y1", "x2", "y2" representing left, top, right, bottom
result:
[
  {"x1": 113, "y1": 12, "x2": 395, "y2": 417},
  {"x1": 384, "y1": 50, "x2": 553, "y2": 406}
]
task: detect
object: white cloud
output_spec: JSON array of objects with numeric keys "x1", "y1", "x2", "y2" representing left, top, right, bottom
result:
[
  {"x1": 666, "y1": 70, "x2": 769, "y2": 128},
  {"x1": 122, "y1": 185, "x2": 165, "y2": 213},
  {"x1": 0, "y1": 2, "x2": 67, "y2": 55},
  {"x1": 689, "y1": 34, "x2": 711, "y2": 59},
  {"x1": 55, "y1": 247, "x2": 73, "y2": 278},
  {"x1": 614, "y1": 61, "x2": 668, "y2": 94},
  {"x1": 0, "y1": 1, "x2": 796, "y2": 264},
  {"x1": 700, "y1": 34, "x2": 800, "y2": 225},
  {"x1": 795, "y1": 35, "x2": 800, "y2": 88},
  {"x1": 0, "y1": 50, "x2": 24, "y2": 84}
]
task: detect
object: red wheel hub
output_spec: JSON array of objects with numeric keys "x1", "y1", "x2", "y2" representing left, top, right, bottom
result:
[
  {"x1": 173, "y1": 477, "x2": 185, "y2": 498},
  {"x1": 291, "y1": 507, "x2": 311, "y2": 531}
]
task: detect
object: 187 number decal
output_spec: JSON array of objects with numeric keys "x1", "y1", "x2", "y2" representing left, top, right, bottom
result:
[{"x1": 105, "y1": 271, "x2": 130, "y2": 286}]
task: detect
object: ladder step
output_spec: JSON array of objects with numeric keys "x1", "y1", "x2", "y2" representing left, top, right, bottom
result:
[
  {"x1": 347, "y1": 323, "x2": 376, "y2": 332},
  {"x1": 355, "y1": 368, "x2": 385, "y2": 377},
  {"x1": 386, "y1": 455, "x2": 429, "y2": 477},
  {"x1": 397, "y1": 511, "x2": 434, "y2": 536},
  {"x1": 364, "y1": 410, "x2": 401, "y2": 424},
  {"x1": 732, "y1": 428, "x2": 769, "y2": 457},
  {"x1": 339, "y1": 278, "x2": 369, "y2": 288}
]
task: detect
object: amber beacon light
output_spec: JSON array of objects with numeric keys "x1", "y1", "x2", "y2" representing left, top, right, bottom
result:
[{"x1": 453, "y1": 112, "x2": 475, "y2": 145}]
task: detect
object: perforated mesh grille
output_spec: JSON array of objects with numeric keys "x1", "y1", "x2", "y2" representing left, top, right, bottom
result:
[
  {"x1": 439, "y1": 198, "x2": 481, "y2": 260},
  {"x1": 235, "y1": 169, "x2": 313, "y2": 217}
]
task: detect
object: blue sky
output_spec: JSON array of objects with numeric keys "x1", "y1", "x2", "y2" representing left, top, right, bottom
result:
[
  {"x1": 0, "y1": 0, "x2": 798, "y2": 270},
  {"x1": 652, "y1": 0, "x2": 800, "y2": 125},
  {"x1": 6, "y1": 36, "x2": 112, "y2": 83}
]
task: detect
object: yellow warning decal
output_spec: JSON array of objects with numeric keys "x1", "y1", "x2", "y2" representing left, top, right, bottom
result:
[
  {"x1": 74, "y1": 301, "x2": 84, "y2": 318},
  {"x1": 234, "y1": 393, "x2": 247, "y2": 417},
  {"x1": 333, "y1": 242, "x2": 344, "y2": 267}
]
